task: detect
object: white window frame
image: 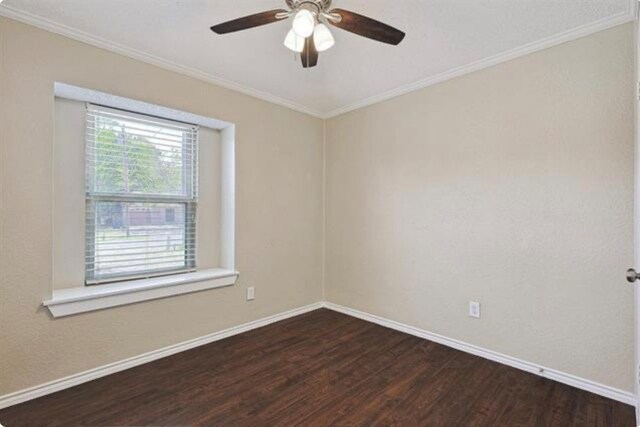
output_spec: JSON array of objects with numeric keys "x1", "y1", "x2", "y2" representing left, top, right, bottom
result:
[{"x1": 44, "y1": 83, "x2": 237, "y2": 318}]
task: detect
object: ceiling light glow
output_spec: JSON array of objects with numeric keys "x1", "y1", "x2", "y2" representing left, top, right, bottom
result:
[
  {"x1": 292, "y1": 9, "x2": 315, "y2": 38},
  {"x1": 313, "y1": 23, "x2": 334, "y2": 52},
  {"x1": 284, "y1": 28, "x2": 305, "y2": 53}
]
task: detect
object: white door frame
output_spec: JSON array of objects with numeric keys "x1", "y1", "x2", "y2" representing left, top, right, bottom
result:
[{"x1": 635, "y1": 1, "x2": 640, "y2": 418}]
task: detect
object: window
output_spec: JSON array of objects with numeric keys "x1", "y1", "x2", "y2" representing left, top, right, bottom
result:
[
  {"x1": 85, "y1": 105, "x2": 198, "y2": 284},
  {"x1": 165, "y1": 207, "x2": 176, "y2": 223}
]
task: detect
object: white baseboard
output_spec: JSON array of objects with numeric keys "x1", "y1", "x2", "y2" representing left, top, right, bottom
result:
[
  {"x1": 2, "y1": 301, "x2": 635, "y2": 410},
  {"x1": 322, "y1": 301, "x2": 636, "y2": 407},
  {"x1": 0, "y1": 302, "x2": 323, "y2": 410}
]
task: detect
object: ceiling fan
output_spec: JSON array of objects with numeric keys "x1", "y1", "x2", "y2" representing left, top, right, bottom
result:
[{"x1": 210, "y1": 0, "x2": 405, "y2": 68}]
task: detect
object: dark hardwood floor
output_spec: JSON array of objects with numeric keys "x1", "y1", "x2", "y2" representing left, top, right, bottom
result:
[{"x1": 0, "y1": 308, "x2": 635, "y2": 426}]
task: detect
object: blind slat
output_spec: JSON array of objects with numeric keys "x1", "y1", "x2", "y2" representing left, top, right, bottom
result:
[{"x1": 88, "y1": 253, "x2": 194, "y2": 264}]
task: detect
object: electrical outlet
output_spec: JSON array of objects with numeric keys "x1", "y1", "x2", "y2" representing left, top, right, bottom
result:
[
  {"x1": 469, "y1": 301, "x2": 480, "y2": 318},
  {"x1": 246, "y1": 286, "x2": 255, "y2": 301}
]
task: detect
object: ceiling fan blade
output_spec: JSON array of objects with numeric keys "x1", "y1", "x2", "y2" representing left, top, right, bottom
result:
[
  {"x1": 327, "y1": 8, "x2": 405, "y2": 45},
  {"x1": 211, "y1": 9, "x2": 289, "y2": 34},
  {"x1": 301, "y1": 37, "x2": 318, "y2": 68}
]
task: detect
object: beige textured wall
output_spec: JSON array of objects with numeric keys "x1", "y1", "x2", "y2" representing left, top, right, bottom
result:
[
  {"x1": 325, "y1": 24, "x2": 635, "y2": 391},
  {"x1": 0, "y1": 17, "x2": 324, "y2": 395}
]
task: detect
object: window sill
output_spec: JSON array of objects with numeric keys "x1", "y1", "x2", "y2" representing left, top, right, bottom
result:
[{"x1": 43, "y1": 268, "x2": 238, "y2": 318}]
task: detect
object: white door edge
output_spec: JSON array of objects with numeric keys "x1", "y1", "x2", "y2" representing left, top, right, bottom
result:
[{"x1": 634, "y1": 1, "x2": 640, "y2": 420}]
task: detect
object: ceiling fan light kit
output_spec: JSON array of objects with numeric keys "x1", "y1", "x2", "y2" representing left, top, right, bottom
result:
[
  {"x1": 292, "y1": 8, "x2": 316, "y2": 38},
  {"x1": 284, "y1": 28, "x2": 305, "y2": 52},
  {"x1": 313, "y1": 23, "x2": 335, "y2": 52},
  {"x1": 210, "y1": 0, "x2": 405, "y2": 68}
]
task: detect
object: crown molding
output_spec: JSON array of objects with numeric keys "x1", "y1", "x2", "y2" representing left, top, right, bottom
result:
[
  {"x1": 0, "y1": 4, "x2": 326, "y2": 119},
  {"x1": 322, "y1": 2, "x2": 637, "y2": 119},
  {"x1": 0, "y1": 1, "x2": 636, "y2": 120}
]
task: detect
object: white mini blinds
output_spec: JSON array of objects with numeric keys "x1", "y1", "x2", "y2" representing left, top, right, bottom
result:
[{"x1": 85, "y1": 105, "x2": 199, "y2": 284}]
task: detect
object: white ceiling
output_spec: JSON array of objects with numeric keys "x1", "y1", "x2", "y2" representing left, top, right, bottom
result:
[{"x1": 0, "y1": 0, "x2": 634, "y2": 117}]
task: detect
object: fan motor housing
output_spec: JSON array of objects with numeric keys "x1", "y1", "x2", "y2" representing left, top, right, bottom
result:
[{"x1": 285, "y1": 0, "x2": 332, "y2": 12}]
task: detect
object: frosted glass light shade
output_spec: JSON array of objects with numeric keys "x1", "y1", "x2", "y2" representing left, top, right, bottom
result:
[
  {"x1": 313, "y1": 23, "x2": 335, "y2": 52},
  {"x1": 292, "y1": 9, "x2": 315, "y2": 38},
  {"x1": 284, "y1": 28, "x2": 305, "y2": 52}
]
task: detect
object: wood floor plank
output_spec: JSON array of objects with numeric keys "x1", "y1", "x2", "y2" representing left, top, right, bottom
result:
[{"x1": 0, "y1": 308, "x2": 635, "y2": 426}]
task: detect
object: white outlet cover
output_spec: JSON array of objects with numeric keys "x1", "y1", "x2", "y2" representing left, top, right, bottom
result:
[
  {"x1": 246, "y1": 287, "x2": 255, "y2": 301},
  {"x1": 469, "y1": 301, "x2": 481, "y2": 318}
]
